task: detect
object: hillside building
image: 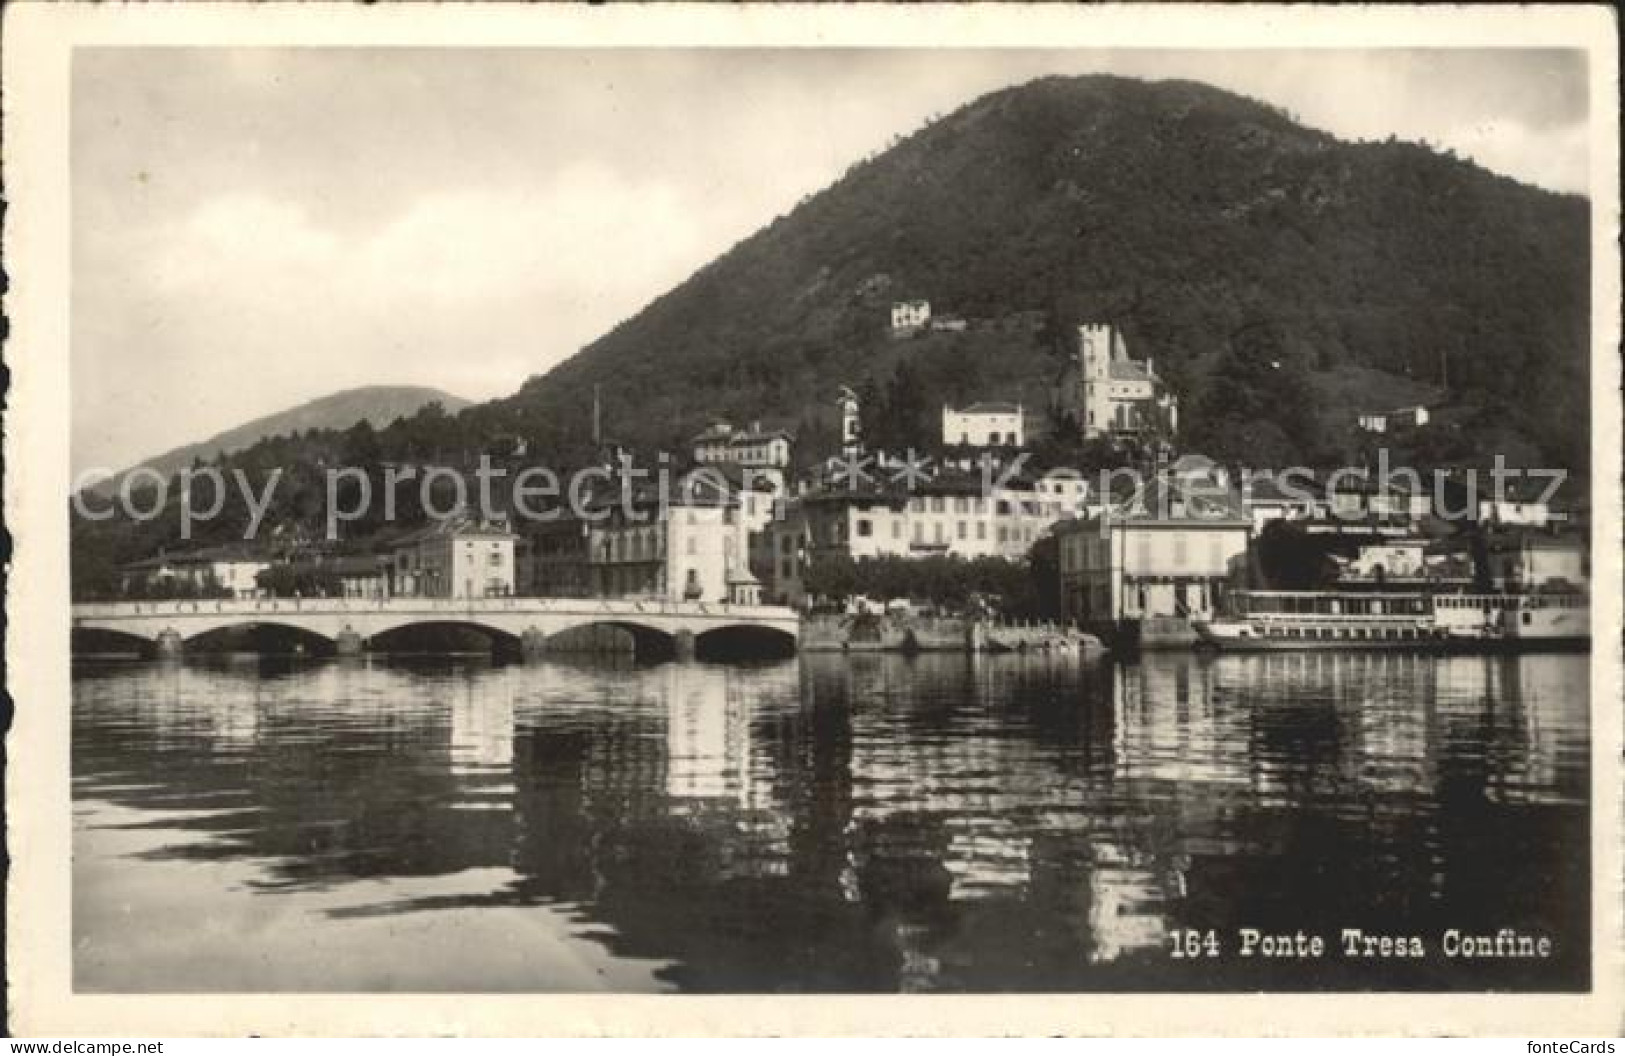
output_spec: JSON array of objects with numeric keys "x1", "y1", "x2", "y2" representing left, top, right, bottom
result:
[
  {"x1": 1071, "y1": 324, "x2": 1179, "y2": 440},
  {"x1": 890, "y1": 300, "x2": 932, "y2": 333},
  {"x1": 1356, "y1": 405, "x2": 1430, "y2": 433},
  {"x1": 941, "y1": 402, "x2": 1026, "y2": 448},
  {"x1": 690, "y1": 420, "x2": 793, "y2": 498}
]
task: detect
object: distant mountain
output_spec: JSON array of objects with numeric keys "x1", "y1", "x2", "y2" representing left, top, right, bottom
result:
[
  {"x1": 91, "y1": 386, "x2": 470, "y2": 494},
  {"x1": 484, "y1": 74, "x2": 1588, "y2": 469}
]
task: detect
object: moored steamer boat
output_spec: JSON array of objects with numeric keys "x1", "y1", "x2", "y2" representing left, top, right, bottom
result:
[
  {"x1": 1194, "y1": 591, "x2": 1441, "y2": 651},
  {"x1": 1195, "y1": 590, "x2": 1591, "y2": 652}
]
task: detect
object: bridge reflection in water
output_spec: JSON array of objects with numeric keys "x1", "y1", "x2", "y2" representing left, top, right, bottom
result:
[{"x1": 71, "y1": 651, "x2": 1589, "y2": 993}]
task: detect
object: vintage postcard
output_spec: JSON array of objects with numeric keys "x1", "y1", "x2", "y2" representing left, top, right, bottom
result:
[{"x1": 4, "y1": 2, "x2": 1621, "y2": 1038}]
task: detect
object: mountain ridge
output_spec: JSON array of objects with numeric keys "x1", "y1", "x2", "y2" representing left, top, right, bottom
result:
[
  {"x1": 89, "y1": 385, "x2": 470, "y2": 495},
  {"x1": 479, "y1": 74, "x2": 1587, "y2": 469}
]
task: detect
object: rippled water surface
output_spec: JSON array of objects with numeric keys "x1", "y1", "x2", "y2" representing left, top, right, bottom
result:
[{"x1": 73, "y1": 651, "x2": 1590, "y2": 992}]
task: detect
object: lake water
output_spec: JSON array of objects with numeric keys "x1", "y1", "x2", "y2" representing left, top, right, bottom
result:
[{"x1": 72, "y1": 651, "x2": 1591, "y2": 992}]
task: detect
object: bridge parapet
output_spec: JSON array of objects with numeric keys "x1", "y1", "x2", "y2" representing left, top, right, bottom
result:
[
  {"x1": 73, "y1": 597, "x2": 798, "y2": 622},
  {"x1": 72, "y1": 597, "x2": 801, "y2": 649}
]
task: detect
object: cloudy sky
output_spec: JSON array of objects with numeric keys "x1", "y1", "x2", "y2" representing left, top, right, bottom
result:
[{"x1": 71, "y1": 47, "x2": 1589, "y2": 477}]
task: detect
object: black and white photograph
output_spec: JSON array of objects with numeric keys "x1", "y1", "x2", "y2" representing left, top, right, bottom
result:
[{"x1": 5, "y1": 2, "x2": 1620, "y2": 1038}]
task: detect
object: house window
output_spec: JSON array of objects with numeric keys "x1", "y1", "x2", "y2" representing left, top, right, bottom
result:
[
  {"x1": 488, "y1": 551, "x2": 502, "y2": 566},
  {"x1": 857, "y1": 519, "x2": 873, "y2": 537},
  {"x1": 957, "y1": 521, "x2": 967, "y2": 540}
]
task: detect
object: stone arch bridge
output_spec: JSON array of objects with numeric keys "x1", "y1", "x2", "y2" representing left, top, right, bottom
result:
[{"x1": 71, "y1": 597, "x2": 800, "y2": 660}]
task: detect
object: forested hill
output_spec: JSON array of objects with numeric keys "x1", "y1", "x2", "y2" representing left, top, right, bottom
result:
[{"x1": 479, "y1": 74, "x2": 1588, "y2": 470}]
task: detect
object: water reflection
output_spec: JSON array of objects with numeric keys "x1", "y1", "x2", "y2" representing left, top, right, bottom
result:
[{"x1": 73, "y1": 651, "x2": 1589, "y2": 992}]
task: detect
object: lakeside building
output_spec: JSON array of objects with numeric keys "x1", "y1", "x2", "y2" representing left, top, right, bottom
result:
[
  {"x1": 941, "y1": 402, "x2": 1026, "y2": 448},
  {"x1": 387, "y1": 515, "x2": 517, "y2": 599},
  {"x1": 798, "y1": 474, "x2": 1060, "y2": 566},
  {"x1": 1065, "y1": 324, "x2": 1180, "y2": 440},
  {"x1": 1487, "y1": 530, "x2": 1588, "y2": 590},
  {"x1": 116, "y1": 546, "x2": 270, "y2": 599},
  {"x1": 751, "y1": 499, "x2": 811, "y2": 608},
  {"x1": 1477, "y1": 477, "x2": 1557, "y2": 528},
  {"x1": 516, "y1": 518, "x2": 594, "y2": 598},
  {"x1": 1241, "y1": 473, "x2": 1325, "y2": 532},
  {"x1": 1318, "y1": 470, "x2": 1432, "y2": 524},
  {"x1": 585, "y1": 472, "x2": 759, "y2": 604},
  {"x1": 323, "y1": 554, "x2": 390, "y2": 599},
  {"x1": 1054, "y1": 475, "x2": 1252, "y2": 645}
]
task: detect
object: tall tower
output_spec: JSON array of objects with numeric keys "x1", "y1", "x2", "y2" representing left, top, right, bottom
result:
[
  {"x1": 1077, "y1": 324, "x2": 1116, "y2": 439},
  {"x1": 837, "y1": 386, "x2": 861, "y2": 455}
]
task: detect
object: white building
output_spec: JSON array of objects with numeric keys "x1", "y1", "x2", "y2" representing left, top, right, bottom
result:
[
  {"x1": 691, "y1": 421, "x2": 792, "y2": 473},
  {"x1": 890, "y1": 299, "x2": 932, "y2": 333},
  {"x1": 388, "y1": 516, "x2": 517, "y2": 599},
  {"x1": 1357, "y1": 405, "x2": 1430, "y2": 434},
  {"x1": 800, "y1": 479, "x2": 1060, "y2": 565},
  {"x1": 117, "y1": 546, "x2": 271, "y2": 599},
  {"x1": 942, "y1": 402, "x2": 1026, "y2": 448}
]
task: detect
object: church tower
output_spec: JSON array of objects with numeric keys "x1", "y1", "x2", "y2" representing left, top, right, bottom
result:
[{"x1": 837, "y1": 386, "x2": 861, "y2": 455}]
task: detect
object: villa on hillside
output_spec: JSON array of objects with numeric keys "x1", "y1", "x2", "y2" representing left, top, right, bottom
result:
[
  {"x1": 1059, "y1": 324, "x2": 1180, "y2": 440},
  {"x1": 890, "y1": 299, "x2": 932, "y2": 333},
  {"x1": 941, "y1": 402, "x2": 1026, "y2": 448}
]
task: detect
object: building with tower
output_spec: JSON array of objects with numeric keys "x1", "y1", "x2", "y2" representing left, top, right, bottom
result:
[{"x1": 1072, "y1": 324, "x2": 1179, "y2": 441}]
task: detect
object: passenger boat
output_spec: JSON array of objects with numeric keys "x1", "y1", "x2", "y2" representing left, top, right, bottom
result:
[
  {"x1": 1193, "y1": 591, "x2": 1443, "y2": 650},
  {"x1": 1194, "y1": 590, "x2": 1590, "y2": 652}
]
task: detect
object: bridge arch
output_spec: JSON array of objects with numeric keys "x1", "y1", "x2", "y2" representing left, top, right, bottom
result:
[
  {"x1": 364, "y1": 619, "x2": 522, "y2": 659},
  {"x1": 71, "y1": 625, "x2": 157, "y2": 658},
  {"x1": 182, "y1": 621, "x2": 338, "y2": 657},
  {"x1": 694, "y1": 623, "x2": 798, "y2": 661},
  {"x1": 542, "y1": 618, "x2": 678, "y2": 661}
]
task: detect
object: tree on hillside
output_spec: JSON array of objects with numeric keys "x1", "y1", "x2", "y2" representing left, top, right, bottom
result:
[{"x1": 1189, "y1": 318, "x2": 1326, "y2": 466}]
